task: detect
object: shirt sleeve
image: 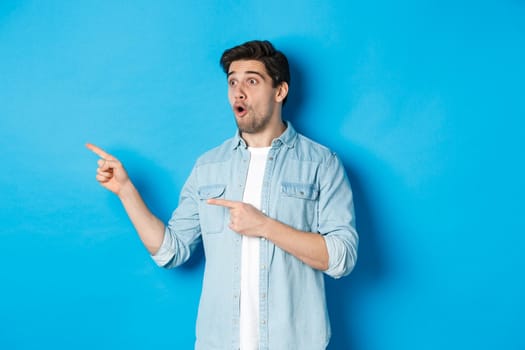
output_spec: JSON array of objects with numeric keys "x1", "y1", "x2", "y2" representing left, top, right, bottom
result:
[
  {"x1": 150, "y1": 165, "x2": 203, "y2": 268},
  {"x1": 319, "y1": 153, "x2": 359, "y2": 279}
]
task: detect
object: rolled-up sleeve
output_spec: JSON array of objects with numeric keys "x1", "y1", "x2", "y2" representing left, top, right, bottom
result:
[
  {"x1": 151, "y1": 227, "x2": 177, "y2": 267},
  {"x1": 319, "y1": 153, "x2": 359, "y2": 279},
  {"x1": 324, "y1": 230, "x2": 358, "y2": 278},
  {"x1": 150, "y1": 165, "x2": 202, "y2": 269}
]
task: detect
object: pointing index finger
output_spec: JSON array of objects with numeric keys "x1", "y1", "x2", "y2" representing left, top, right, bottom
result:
[
  {"x1": 207, "y1": 198, "x2": 239, "y2": 208},
  {"x1": 86, "y1": 143, "x2": 114, "y2": 160}
]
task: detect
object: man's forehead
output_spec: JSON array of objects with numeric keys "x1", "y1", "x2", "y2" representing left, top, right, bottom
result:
[{"x1": 228, "y1": 60, "x2": 268, "y2": 76}]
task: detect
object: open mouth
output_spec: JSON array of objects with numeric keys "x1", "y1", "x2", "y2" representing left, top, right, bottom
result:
[{"x1": 234, "y1": 104, "x2": 248, "y2": 117}]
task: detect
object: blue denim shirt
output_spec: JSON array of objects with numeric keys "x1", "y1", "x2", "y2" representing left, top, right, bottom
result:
[{"x1": 152, "y1": 122, "x2": 358, "y2": 350}]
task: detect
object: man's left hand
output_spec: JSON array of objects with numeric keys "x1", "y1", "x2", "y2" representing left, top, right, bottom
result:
[{"x1": 207, "y1": 198, "x2": 269, "y2": 237}]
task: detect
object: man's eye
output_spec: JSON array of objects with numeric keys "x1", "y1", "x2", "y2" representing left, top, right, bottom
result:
[
  {"x1": 248, "y1": 79, "x2": 257, "y2": 85},
  {"x1": 229, "y1": 80, "x2": 236, "y2": 86}
]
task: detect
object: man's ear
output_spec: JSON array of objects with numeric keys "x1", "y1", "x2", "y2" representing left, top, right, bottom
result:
[{"x1": 275, "y1": 82, "x2": 289, "y2": 103}]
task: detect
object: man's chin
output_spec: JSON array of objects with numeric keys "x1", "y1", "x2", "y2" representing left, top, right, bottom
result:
[
  {"x1": 235, "y1": 114, "x2": 272, "y2": 135},
  {"x1": 238, "y1": 126, "x2": 258, "y2": 134},
  {"x1": 235, "y1": 120, "x2": 256, "y2": 134}
]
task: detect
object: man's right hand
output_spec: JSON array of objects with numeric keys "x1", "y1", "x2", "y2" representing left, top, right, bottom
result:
[
  {"x1": 86, "y1": 143, "x2": 130, "y2": 196},
  {"x1": 86, "y1": 143, "x2": 165, "y2": 254}
]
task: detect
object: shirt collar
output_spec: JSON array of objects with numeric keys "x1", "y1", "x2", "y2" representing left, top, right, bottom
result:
[{"x1": 231, "y1": 121, "x2": 298, "y2": 150}]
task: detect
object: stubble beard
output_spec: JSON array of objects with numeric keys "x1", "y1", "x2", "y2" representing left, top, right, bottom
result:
[{"x1": 236, "y1": 108, "x2": 273, "y2": 134}]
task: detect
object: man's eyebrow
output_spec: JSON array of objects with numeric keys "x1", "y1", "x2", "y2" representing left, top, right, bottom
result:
[{"x1": 227, "y1": 70, "x2": 266, "y2": 80}]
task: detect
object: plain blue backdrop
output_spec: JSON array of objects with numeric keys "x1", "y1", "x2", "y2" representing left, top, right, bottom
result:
[{"x1": 1, "y1": 1, "x2": 524, "y2": 349}]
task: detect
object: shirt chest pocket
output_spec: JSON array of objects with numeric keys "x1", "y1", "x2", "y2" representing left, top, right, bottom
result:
[
  {"x1": 278, "y1": 182, "x2": 319, "y2": 232},
  {"x1": 197, "y1": 184, "x2": 226, "y2": 234}
]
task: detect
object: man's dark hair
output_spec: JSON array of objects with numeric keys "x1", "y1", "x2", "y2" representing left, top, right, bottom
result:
[{"x1": 220, "y1": 40, "x2": 290, "y2": 105}]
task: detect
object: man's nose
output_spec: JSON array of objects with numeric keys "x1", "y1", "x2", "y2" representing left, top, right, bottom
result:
[{"x1": 234, "y1": 85, "x2": 246, "y2": 100}]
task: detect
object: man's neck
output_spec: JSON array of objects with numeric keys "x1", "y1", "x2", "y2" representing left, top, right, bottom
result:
[{"x1": 241, "y1": 120, "x2": 287, "y2": 148}]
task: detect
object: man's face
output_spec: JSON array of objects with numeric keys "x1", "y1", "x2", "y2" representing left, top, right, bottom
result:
[{"x1": 227, "y1": 60, "x2": 282, "y2": 134}]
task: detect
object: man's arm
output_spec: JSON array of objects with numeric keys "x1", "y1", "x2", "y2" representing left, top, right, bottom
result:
[
  {"x1": 264, "y1": 220, "x2": 329, "y2": 271},
  {"x1": 207, "y1": 198, "x2": 329, "y2": 271},
  {"x1": 207, "y1": 153, "x2": 358, "y2": 277},
  {"x1": 86, "y1": 143, "x2": 165, "y2": 255}
]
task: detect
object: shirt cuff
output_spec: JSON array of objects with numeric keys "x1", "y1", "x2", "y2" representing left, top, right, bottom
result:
[
  {"x1": 150, "y1": 228, "x2": 176, "y2": 267},
  {"x1": 323, "y1": 234, "x2": 350, "y2": 279}
]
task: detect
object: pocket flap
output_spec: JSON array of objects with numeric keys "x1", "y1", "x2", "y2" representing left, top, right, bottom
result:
[
  {"x1": 197, "y1": 184, "x2": 226, "y2": 200},
  {"x1": 281, "y1": 182, "x2": 319, "y2": 200}
]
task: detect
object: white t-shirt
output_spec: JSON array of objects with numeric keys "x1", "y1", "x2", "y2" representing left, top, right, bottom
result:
[{"x1": 239, "y1": 146, "x2": 270, "y2": 350}]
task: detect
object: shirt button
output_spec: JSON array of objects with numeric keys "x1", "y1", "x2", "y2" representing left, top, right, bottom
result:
[
  {"x1": 261, "y1": 265, "x2": 266, "y2": 270},
  {"x1": 268, "y1": 157, "x2": 274, "y2": 160}
]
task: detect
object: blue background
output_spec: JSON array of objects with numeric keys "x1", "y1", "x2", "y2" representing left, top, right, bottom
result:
[{"x1": 1, "y1": 1, "x2": 524, "y2": 349}]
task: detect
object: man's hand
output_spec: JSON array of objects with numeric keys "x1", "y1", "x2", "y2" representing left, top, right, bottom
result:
[
  {"x1": 86, "y1": 143, "x2": 131, "y2": 196},
  {"x1": 207, "y1": 199, "x2": 269, "y2": 237}
]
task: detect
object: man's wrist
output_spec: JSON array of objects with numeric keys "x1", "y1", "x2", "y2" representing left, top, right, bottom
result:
[
  {"x1": 117, "y1": 180, "x2": 135, "y2": 201},
  {"x1": 261, "y1": 216, "x2": 277, "y2": 240}
]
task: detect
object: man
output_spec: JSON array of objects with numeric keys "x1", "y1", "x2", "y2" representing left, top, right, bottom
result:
[{"x1": 87, "y1": 40, "x2": 358, "y2": 350}]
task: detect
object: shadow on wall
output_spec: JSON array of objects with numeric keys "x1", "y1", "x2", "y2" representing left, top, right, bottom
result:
[
  {"x1": 285, "y1": 52, "x2": 388, "y2": 350},
  {"x1": 326, "y1": 161, "x2": 386, "y2": 350}
]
